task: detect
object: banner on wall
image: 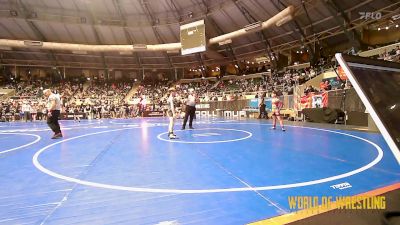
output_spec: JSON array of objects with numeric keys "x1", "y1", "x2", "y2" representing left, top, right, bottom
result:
[
  {"x1": 300, "y1": 92, "x2": 328, "y2": 109},
  {"x1": 249, "y1": 99, "x2": 273, "y2": 110},
  {"x1": 143, "y1": 111, "x2": 164, "y2": 117},
  {"x1": 312, "y1": 95, "x2": 323, "y2": 108},
  {"x1": 322, "y1": 77, "x2": 342, "y2": 89}
]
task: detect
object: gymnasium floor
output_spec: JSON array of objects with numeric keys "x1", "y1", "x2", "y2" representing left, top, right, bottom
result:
[{"x1": 0, "y1": 118, "x2": 399, "y2": 225}]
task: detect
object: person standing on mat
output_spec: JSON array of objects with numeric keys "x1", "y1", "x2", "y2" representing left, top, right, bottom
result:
[
  {"x1": 271, "y1": 91, "x2": 285, "y2": 131},
  {"x1": 21, "y1": 101, "x2": 32, "y2": 122},
  {"x1": 182, "y1": 89, "x2": 196, "y2": 130},
  {"x1": 44, "y1": 89, "x2": 63, "y2": 139},
  {"x1": 73, "y1": 105, "x2": 80, "y2": 122},
  {"x1": 258, "y1": 93, "x2": 267, "y2": 119},
  {"x1": 167, "y1": 87, "x2": 178, "y2": 139}
]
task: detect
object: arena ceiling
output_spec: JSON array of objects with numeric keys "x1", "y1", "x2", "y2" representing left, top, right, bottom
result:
[{"x1": 0, "y1": 0, "x2": 398, "y2": 70}]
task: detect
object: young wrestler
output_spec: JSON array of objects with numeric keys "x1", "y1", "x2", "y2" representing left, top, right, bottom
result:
[
  {"x1": 167, "y1": 87, "x2": 178, "y2": 139},
  {"x1": 271, "y1": 91, "x2": 285, "y2": 131}
]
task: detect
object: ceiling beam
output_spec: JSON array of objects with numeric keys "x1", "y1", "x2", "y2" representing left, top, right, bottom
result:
[
  {"x1": 232, "y1": 0, "x2": 277, "y2": 68},
  {"x1": 16, "y1": 0, "x2": 58, "y2": 67},
  {"x1": 169, "y1": 0, "x2": 215, "y2": 73},
  {"x1": 140, "y1": 0, "x2": 174, "y2": 69},
  {"x1": 324, "y1": 0, "x2": 363, "y2": 51},
  {"x1": 112, "y1": 0, "x2": 141, "y2": 68},
  {"x1": 0, "y1": 0, "x2": 375, "y2": 52},
  {"x1": 82, "y1": 2, "x2": 109, "y2": 74},
  {"x1": 3, "y1": 0, "x2": 397, "y2": 69},
  {"x1": 195, "y1": 53, "x2": 207, "y2": 77},
  {"x1": 270, "y1": 2, "x2": 399, "y2": 53},
  {"x1": 200, "y1": 0, "x2": 240, "y2": 67},
  {"x1": 168, "y1": 0, "x2": 183, "y2": 22},
  {"x1": 272, "y1": 0, "x2": 316, "y2": 65},
  {"x1": 2, "y1": 0, "x2": 246, "y2": 28},
  {"x1": 220, "y1": 1, "x2": 399, "y2": 55}
]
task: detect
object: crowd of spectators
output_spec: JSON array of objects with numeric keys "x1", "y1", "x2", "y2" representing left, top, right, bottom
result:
[
  {"x1": 132, "y1": 82, "x2": 170, "y2": 105},
  {"x1": 0, "y1": 99, "x2": 48, "y2": 122},
  {"x1": 0, "y1": 80, "x2": 82, "y2": 122},
  {"x1": 63, "y1": 82, "x2": 134, "y2": 119},
  {"x1": 0, "y1": 80, "x2": 136, "y2": 121},
  {"x1": 0, "y1": 57, "x2": 344, "y2": 122},
  {"x1": 379, "y1": 46, "x2": 400, "y2": 62},
  {"x1": 70, "y1": 82, "x2": 130, "y2": 105}
]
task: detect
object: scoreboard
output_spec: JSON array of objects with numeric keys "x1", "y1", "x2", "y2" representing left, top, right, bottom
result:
[{"x1": 180, "y1": 20, "x2": 206, "y2": 55}]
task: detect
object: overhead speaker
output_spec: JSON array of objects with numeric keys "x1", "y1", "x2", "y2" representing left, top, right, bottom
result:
[
  {"x1": 23, "y1": 40, "x2": 43, "y2": 47},
  {"x1": 244, "y1": 22, "x2": 262, "y2": 32}
]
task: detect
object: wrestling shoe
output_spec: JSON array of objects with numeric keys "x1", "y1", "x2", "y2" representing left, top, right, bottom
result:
[
  {"x1": 169, "y1": 133, "x2": 178, "y2": 139},
  {"x1": 51, "y1": 133, "x2": 63, "y2": 139}
]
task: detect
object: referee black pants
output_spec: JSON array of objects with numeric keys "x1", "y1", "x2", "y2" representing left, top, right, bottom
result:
[
  {"x1": 182, "y1": 105, "x2": 196, "y2": 128},
  {"x1": 47, "y1": 110, "x2": 61, "y2": 134}
]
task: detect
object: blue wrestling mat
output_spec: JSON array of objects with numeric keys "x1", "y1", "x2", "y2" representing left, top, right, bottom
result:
[{"x1": 0, "y1": 118, "x2": 399, "y2": 224}]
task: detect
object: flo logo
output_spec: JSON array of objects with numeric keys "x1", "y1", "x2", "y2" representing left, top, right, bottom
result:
[{"x1": 359, "y1": 12, "x2": 382, "y2": 20}]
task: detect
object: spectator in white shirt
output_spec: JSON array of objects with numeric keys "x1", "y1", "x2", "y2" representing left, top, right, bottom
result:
[{"x1": 21, "y1": 101, "x2": 32, "y2": 122}]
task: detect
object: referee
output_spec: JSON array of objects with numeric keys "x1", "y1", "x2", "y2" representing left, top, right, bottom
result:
[
  {"x1": 44, "y1": 89, "x2": 63, "y2": 139},
  {"x1": 182, "y1": 89, "x2": 196, "y2": 130}
]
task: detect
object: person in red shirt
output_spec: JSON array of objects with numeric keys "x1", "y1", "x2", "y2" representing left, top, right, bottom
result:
[
  {"x1": 320, "y1": 81, "x2": 327, "y2": 91},
  {"x1": 271, "y1": 91, "x2": 285, "y2": 131}
]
